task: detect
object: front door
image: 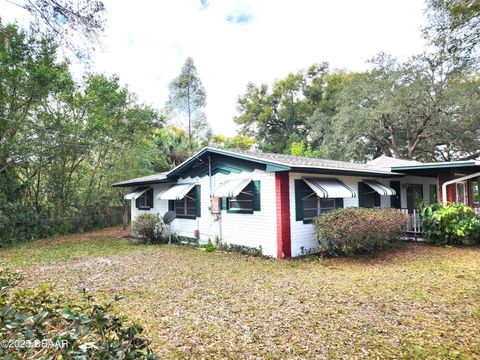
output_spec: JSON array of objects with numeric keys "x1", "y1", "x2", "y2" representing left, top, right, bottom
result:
[{"x1": 390, "y1": 181, "x2": 401, "y2": 208}]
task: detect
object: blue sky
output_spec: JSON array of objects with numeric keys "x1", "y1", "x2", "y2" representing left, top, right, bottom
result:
[{"x1": 3, "y1": 0, "x2": 428, "y2": 135}]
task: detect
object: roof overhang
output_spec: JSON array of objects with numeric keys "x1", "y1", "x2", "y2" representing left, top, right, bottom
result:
[
  {"x1": 391, "y1": 161, "x2": 480, "y2": 177},
  {"x1": 290, "y1": 166, "x2": 402, "y2": 178}
]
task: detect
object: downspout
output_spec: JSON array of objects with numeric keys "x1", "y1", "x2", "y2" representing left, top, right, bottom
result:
[{"x1": 441, "y1": 172, "x2": 480, "y2": 205}]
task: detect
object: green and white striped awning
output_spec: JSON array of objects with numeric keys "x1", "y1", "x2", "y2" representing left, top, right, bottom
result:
[
  {"x1": 304, "y1": 178, "x2": 357, "y2": 198},
  {"x1": 124, "y1": 187, "x2": 148, "y2": 200},
  {"x1": 363, "y1": 180, "x2": 396, "y2": 196},
  {"x1": 158, "y1": 183, "x2": 196, "y2": 200},
  {"x1": 213, "y1": 179, "x2": 251, "y2": 198}
]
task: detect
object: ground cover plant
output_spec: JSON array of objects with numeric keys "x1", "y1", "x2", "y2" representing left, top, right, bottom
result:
[{"x1": 1, "y1": 227, "x2": 479, "y2": 358}]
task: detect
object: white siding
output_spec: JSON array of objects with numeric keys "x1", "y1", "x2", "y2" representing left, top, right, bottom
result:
[
  {"x1": 129, "y1": 170, "x2": 439, "y2": 259},
  {"x1": 130, "y1": 170, "x2": 278, "y2": 257}
]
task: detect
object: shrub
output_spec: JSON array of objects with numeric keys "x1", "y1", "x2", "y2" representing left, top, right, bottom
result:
[
  {"x1": 204, "y1": 240, "x2": 215, "y2": 253},
  {"x1": 420, "y1": 203, "x2": 480, "y2": 245},
  {"x1": 314, "y1": 208, "x2": 408, "y2": 256},
  {"x1": 132, "y1": 213, "x2": 167, "y2": 244},
  {"x1": 0, "y1": 268, "x2": 156, "y2": 359}
]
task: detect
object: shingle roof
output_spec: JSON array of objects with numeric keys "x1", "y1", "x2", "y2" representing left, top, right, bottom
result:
[
  {"x1": 203, "y1": 147, "x2": 399, "y2": 175},
  {"x1": 113, "y1": 147, "x2": 404, "y2": 187}
]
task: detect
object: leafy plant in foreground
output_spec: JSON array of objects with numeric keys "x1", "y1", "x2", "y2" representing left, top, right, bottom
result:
[
  {"x1": 0, "y1": 268, "x2": 157, "y2": 359},
  {"x1": 420, "y1": 203, "x2": 480, "y2": 245}
]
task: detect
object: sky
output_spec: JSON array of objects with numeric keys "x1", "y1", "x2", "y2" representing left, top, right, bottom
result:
[{"x1": 2, "y1": 0, "x2": 428, "y2": 135}]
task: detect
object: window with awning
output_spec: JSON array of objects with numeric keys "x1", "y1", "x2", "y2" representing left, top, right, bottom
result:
[
  {"x1": 213, "y1": 179, "x2": 261, "y2": 213},
  {"x1": 295, "y1": 178, "x2": 353, "y2": 223},
  {"x1": 303, "y1": 178, "x2": 357, "y2": 199},
  {"x1": 123, "y1": 188, "x2": 153, "y2": 210},
  {"x1": 158, "y1": 183, "x2": 196, "y2": 200},
  {"x1": 158, "y1": 184, "x2": 201, "y2": 218},
  {"x1": 213, "y1": 179, "x2": 251, "y2": 198},
  {"x1": 362, "y1": 180, "x2": 396, "y2": 196}
]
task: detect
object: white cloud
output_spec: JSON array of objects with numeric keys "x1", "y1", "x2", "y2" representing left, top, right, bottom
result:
[{"x1": 2, "y1": 0, "x2": 427, "y2": 135}]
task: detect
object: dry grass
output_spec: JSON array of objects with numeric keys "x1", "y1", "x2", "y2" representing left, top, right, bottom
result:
[{"x1": 1, "y1": 228, "x2": 480, "y2": 359}]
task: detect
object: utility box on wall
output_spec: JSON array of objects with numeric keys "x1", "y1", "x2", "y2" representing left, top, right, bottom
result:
[{"x1": 211, "y1": 197, "x2": 220, "y2": 214}]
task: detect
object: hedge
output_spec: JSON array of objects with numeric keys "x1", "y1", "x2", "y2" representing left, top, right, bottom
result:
[{"x1": 314, "y1": 208, "x2": 408, "y2": 256}]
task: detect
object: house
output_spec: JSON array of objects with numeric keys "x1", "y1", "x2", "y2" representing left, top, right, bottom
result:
[{"x1": 113, "y1": 147, "x2": 480, "y2": 258}]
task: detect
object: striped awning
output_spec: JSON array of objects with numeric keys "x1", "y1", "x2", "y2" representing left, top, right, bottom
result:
[
  {"x1": 213, "y1": 179, "x2": 251, "y2": 198},
  {"x1": 124, "y1": 187, "x2": 148, "y2": 200},
  {"x1": 304, "y1": 178, "x2": 357, "y2": 198},
  {"x1": 158, "y1": 183, "x2": 196, "y2": 200},
  {"x1": 363, "y1": 180, "x2": 396, "y2": 196}
]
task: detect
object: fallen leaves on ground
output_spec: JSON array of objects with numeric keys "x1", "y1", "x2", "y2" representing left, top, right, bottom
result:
[{"x1": 2, "y1": 229, "x2": 480, "y2": 358}]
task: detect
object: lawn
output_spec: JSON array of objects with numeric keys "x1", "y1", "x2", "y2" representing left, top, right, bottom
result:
[{"x1": 1, "y1": 228, "x2": 480, "y2": 359}]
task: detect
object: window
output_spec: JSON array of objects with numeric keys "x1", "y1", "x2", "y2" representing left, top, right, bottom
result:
[
  {"x1": 456, "y1": 182, "x2": 466, "y2": 204},
  {"x1": 302, "y1": 187, "x2": 337, "y2": 221},
  {"x1": 429, "y1": 184, "x2": 438, "y2": 204},
  {"x1": 473, "y1": 179, "x2": 479, "y2": 206},
  {"x1": 135, "y1": 189, "x2": 153, "y2": 210},
  {"x1": 358, "y1": 181, "x2": 380, "y2": 208},
  {"x1": 174, "y1": 188, "x2": 197, "y2": 218},
  {"x1": 228, "y1": 182, "x2": 253, "y2": 211}
]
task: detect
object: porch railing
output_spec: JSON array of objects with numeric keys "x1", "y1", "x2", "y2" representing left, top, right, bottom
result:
[
  {"x1": 399, "y1": 206, "x2": 480, "y2": 238},
  {"x1": 400, "y1": 208, "x2": 422, "y2": 235}
]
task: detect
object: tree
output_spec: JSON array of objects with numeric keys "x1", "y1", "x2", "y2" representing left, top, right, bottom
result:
[
  {"x1": 1, "y1": 0, "x2": 106, "y2": 58},
  {"x1": 425, "y1": 0, "x2": 480, "y2": 59},
  {"x1": 235, "y1": 63, "x2": 331, "y2": 153},
  {"x1": 168, "y1": 57, "x2": 207, "y2": 149},
  {"x1": 0, "y1": 24, "x2": 162, "y2": 244},
  {"x1": 328, "y1": 52, "x2": 480, "y2": 161},
  {"x1": 210, "y1": 134, "x2": 255, "y2": 149}
]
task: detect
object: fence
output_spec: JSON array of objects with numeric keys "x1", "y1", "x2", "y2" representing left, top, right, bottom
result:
[{"x1": 0, "y1": 206, "x2": 129, "y2": 245}]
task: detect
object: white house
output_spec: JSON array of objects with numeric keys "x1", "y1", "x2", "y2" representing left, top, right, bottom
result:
[{"x1": 113, "y1": 147, "x2": 480, "y2": 258}]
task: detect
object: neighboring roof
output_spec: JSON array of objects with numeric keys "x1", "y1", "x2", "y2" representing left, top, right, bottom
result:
[
  {"x1": 367, "y1": 155, "x2": 422, "y2": 168},
  {"x1": 112, "y1": 172, "x2": 170, "y2": 187},
  {"x1": 167, "y1": 147, "x2": 402, "y2": 178}
]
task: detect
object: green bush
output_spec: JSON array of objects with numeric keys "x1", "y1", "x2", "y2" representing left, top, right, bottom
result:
[
  {"x1": 420, "y1": 203, "x2": 480, "y2": 245},
  {"x1": 314, "y1": 208, "x2": 408, "y2": 256},
  {"x1": 204, "y1": 240, "x2": 215, "y2": 253},
  {"x1": 0, "y1": 268, "x2": 156, "y2": 359},
  {"x1": 132, "y1": 213, "x2": 167, "y2": 244}
]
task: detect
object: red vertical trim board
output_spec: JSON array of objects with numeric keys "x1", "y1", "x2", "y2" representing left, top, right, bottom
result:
[{"x1": 275, "y1": 172, "x2": 291, "y2": 258}]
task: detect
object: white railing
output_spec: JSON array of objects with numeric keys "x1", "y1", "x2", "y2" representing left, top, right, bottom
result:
[{"x1": 400, "y1": 208, "x2": 422, "y2": 234}]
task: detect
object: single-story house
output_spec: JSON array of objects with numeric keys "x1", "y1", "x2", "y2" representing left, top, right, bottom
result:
[{"x1": 113, "y1": 147, "x2": 480, "y2": 258}]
